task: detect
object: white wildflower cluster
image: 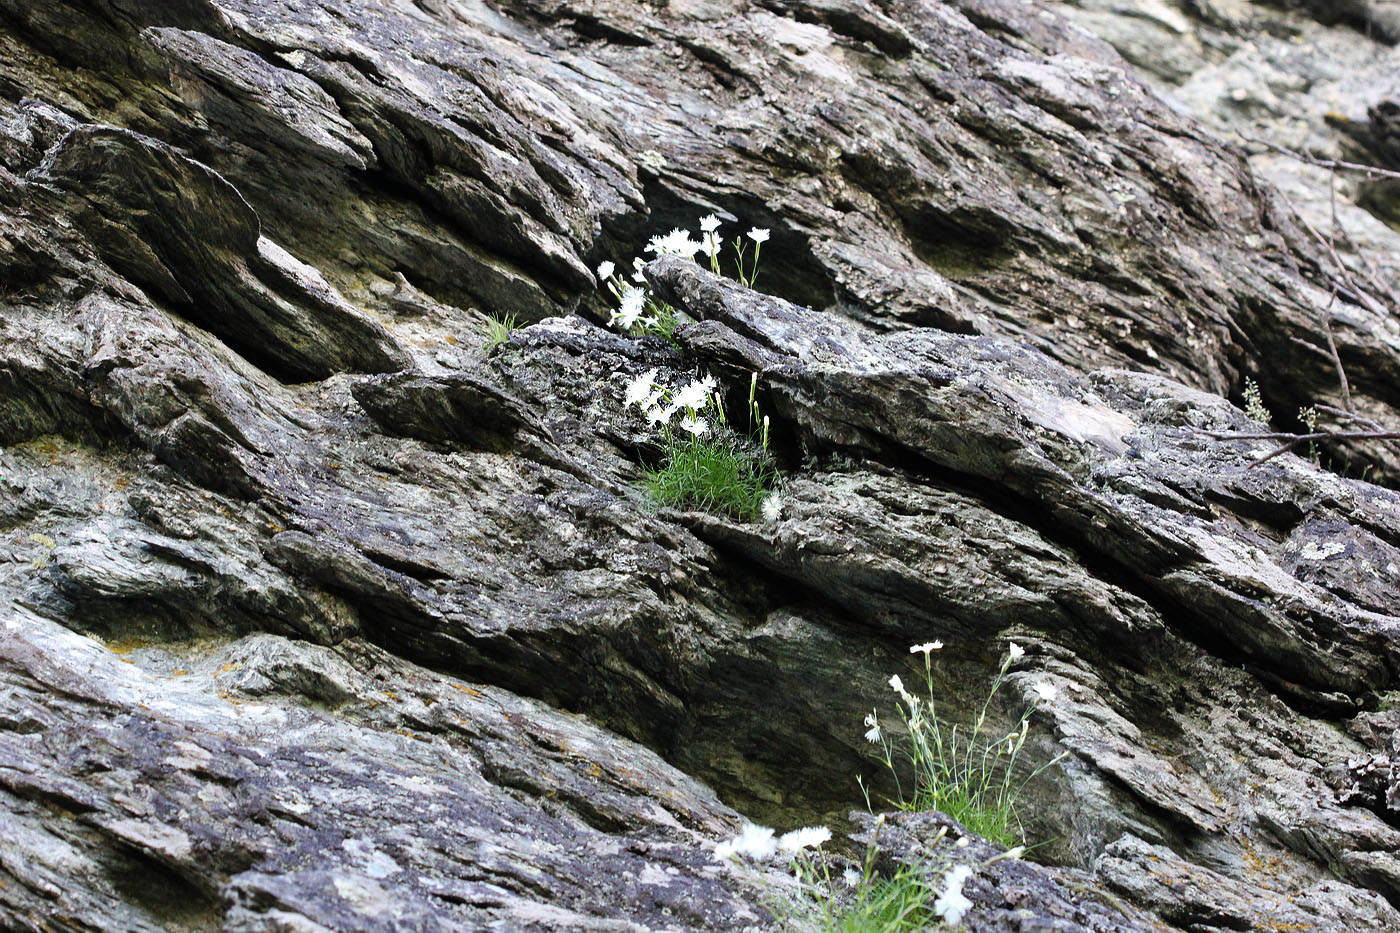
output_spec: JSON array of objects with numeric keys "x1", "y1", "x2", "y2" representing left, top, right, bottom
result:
[
  {"x1": 713, "y1": 823, "x2": 831, "y2": 862},
  {"x1": 596, "y1": 214, "x2": 772, "y2": 334},
  {"x1": 622, "y1": 368, "x2": 717, "y2": 436},
  {"x1": 933, "y1": 864, "x2": 975, "y2": 925}
]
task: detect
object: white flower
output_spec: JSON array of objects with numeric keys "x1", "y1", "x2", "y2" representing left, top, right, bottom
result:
[
  {"x1": 778, "y1": 826, "x2": 831, "y2": 852},
  {"x1": 910, "y1": 641, "x2": 943, "y2": 655},
  {"x1": 1003, "y1": 846, "x2": 1026, "y2": 860},
  {"x1": 715, "y1": 824, "x2": 777, "y2": 861},
  {"x1": 647, "y1": 228, "x2": 704, "y2": 258},
  {"x1": 699, "y1": 213, "x2": 722, "y2": 233},
  {"x1": 671, "y1": 378, "x2": 712, "y2": 412},
  {"x1": 761, "y1": 492, "x2": 784, "y2": 523},
  {"x1": 1007, "y1": 642, "x2": 1025, "y2": 661},
  {"x1": 933, "y1": 865, "x2": 975, "y2": 925},
  {"x1": 842, "y1": 867, "x2": 861, "y2": 888},
  {"x1": 863, "y1": 710, "x2": 881, "y2": 743},
  {"x1": 680, "y1": 414, "x2": 709, "y2": 437},
  {"x1": 645, "y1": 406, "x2": 669, "y2": 426},
  {"x1": 596, "y1": 260, "x2": 615, "y2": 280},
  {"x1": 888, "y1": 674, "x2": 906, "y2": 696},
  {"x1": 703, "y1": 231, "x2": 721, "y2": 259},
  {"x1": 747, "y1": 227, "x2": 770, "y2": 243},
  {"x1": 954, "y1": 837, "x2": 970, "y2": 849},
  {"x1": 1033, "y1": 681, "x2": 1057, "y2": 703},
  {"x1": 624, "y1": 369, "x2": 658, "y2": 408},
  {"x1": 611, "y1": 286, "x2": 647, "y2": 329}
]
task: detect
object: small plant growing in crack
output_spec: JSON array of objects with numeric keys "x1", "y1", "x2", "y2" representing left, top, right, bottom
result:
[
  {"x1": 623, "y1": 368, "x2": 779, "y2": 522},
  {"x1": 596, "y1": 213, "x2": 769, "y2": 338},
  {"x1": 863, "y1": 640, "x2": 1068, "y2": 849},
  {"x1": 480, "y1": 312, "x2": 519, "y2": 352}
]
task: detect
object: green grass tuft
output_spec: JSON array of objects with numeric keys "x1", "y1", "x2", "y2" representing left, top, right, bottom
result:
[
  {"x1": 643, "y1": 433, "x2": 775, "y2": 521},
  {"x1": 817, "y1": 865, "x2": 935, "y2": 932},
  {"x1": 481, "y1": 313, "x2": 519, "y2": 351}
]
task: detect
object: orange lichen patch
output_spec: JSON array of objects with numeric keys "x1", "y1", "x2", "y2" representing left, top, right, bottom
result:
[
  {"x1": 1241, "y1": 838, "x2": 1287, "y2": 890},
  {"x1": 217, "y1": 661, "x2": 243, "y2": 674}
]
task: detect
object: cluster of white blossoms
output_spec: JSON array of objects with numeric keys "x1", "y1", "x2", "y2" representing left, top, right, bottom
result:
[
  {"x1": 623, "y1": 368, "x2": 717, "y2": 436},
  {"x1": 596, "y1": 215, "x2": 771, "y2": 332},
  {"x1": 713, "y1": 823, "x2": 831, "y2": 861},
  {"x1": 933, "y1": 864, "x2": 975, "y2": 925}
]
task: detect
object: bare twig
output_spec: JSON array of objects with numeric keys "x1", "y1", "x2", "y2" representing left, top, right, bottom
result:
[
  {"x1": 1320, "y1": 291, "x2": 1352, "y2": 412},
  {"x1": 1244, "y1": 136, "x2": 1400, "y2": 182},
  {"x1": 1194, "y1": 425, "x2": 1400, "y2": 468}
]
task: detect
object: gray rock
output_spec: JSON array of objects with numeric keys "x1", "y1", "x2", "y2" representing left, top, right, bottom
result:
[{"x1": 6, "y1": 0, "x2": 1400, "y2": 929}]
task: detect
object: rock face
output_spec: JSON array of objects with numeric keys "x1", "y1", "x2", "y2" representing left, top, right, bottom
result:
[{"x1": 6, "y1": 0, "x2": 1400, "y2": 930}]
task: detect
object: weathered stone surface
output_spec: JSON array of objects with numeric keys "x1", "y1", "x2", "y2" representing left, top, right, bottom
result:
[{"x1": 6, "y1": 0, "x2": 1400, "y2": 929}]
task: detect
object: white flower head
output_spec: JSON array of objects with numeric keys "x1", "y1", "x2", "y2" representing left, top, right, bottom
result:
[
  {"x1": 624, "y1": 369, "x2": 658, "y2": 408},
  {"x1": 934, "y1": 865, "x2": 975, "y2": 925},
  {"x1": 716, "y1": 823, "x2": 777, "y2": 861},
  {"x1": 671, "y1": 378, "x2": 712, "y2": 413},
  {"x1": 1007, "y1": 642, "x2": 1025, "y2": 661},
  {"x1": 647, "y1": 227, "x2": 704, "y2": 258},
  {"x1": 863, "y1": 710, "x2": 881, "y2": 743},
  {"x1": 888, "y1": 674, "x2": 907, "y2": 697},
  {"x1": 611, "y1": 286, "x2": 647, "y2": 330},
  {"x1": 596, "y1": 260, "x2": 615, "y2": 280},
  {"x1": 747, "y1": 227, "x2": 770, "y2": 244},
  {"x1": 703, "y1": 231, "x2": 721, "y2": 259},
  {"x1": 680, "y1": 414, "x2": 709, "y2": 437},
  {"x1": 761, "y1": 492, "x2": 784, "y2": 523},
  {"x1": 699, "y1": 213, "x2": 722, "y2": 233},
  {"x1": 842, "y1": 867, "x2": 861, "y2": 888},
  {"x1": 1033, "y1": 681, "x2": 1057, "y2": 703},
  {"x1": 645, "y1": 406, "x2": 669, "y2": 426},
  {"x1": 910, "y1": 641, "x2": 943, "y2": 655},
  {"x1": 778, "y1": 826, "x2": 832, "y2": 853}
]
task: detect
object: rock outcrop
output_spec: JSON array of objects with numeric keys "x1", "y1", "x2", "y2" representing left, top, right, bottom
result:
[{"x1": 5, "y1": 0, "x2": 1400, "y2": 930}]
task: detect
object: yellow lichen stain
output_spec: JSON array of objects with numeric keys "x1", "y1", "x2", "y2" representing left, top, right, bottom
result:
[
  {"x1": 217, "y1": 661, "x2": 243, "y2": 674},
  {"x1": 28, "y1": 533, "x2": 56, "y2": 549},
  {"x1": 171, "y1": 669, "x2": 189, "y2": 676}
]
